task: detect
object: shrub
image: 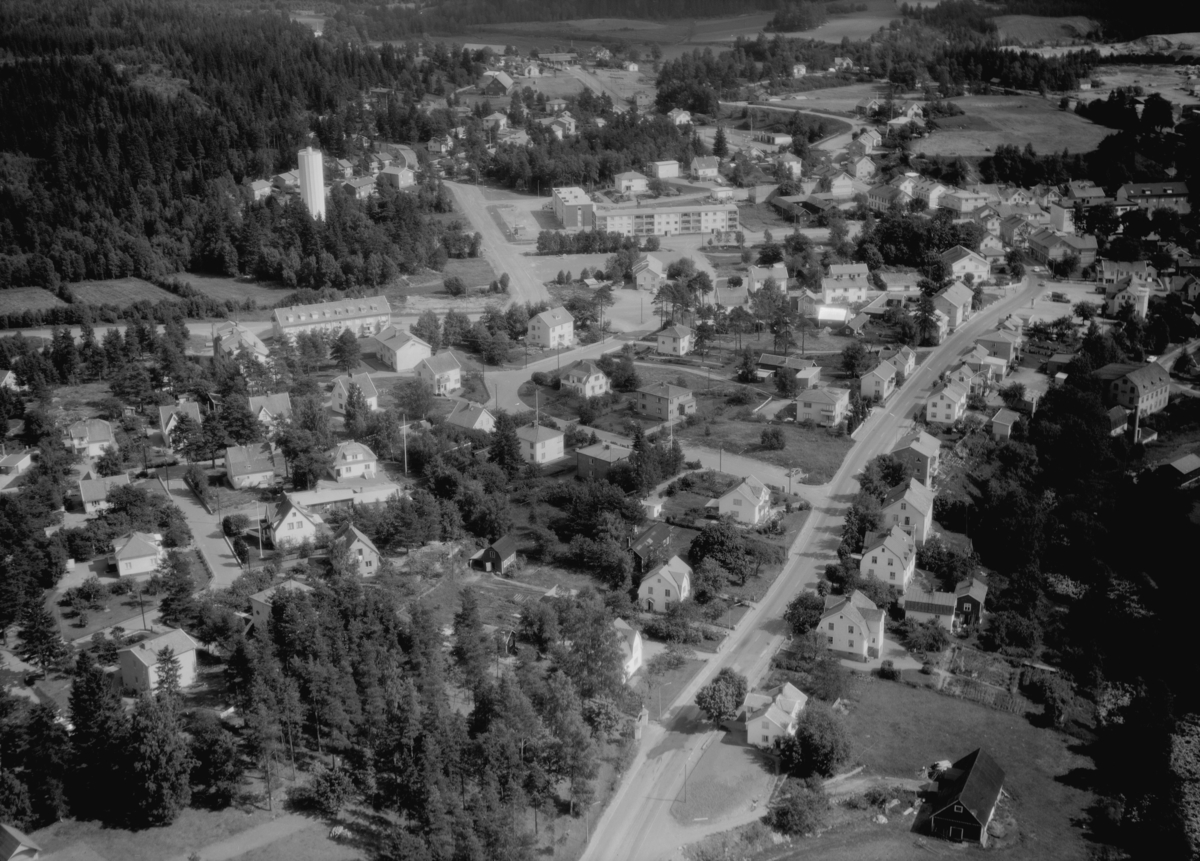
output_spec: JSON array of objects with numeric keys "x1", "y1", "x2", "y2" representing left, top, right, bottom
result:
[
  {"x1": 185, "y1": 463, "x2": 209, "y2": 498},
  {"x1": 231, "y1": 537, "x2": 249, "y2": 563},
  {"x1": 766, "y1": 780, "x2": 828, "y2": 836},
  {"x1": 779, "y1": 703, "x2": 851, "y2": 777},
  {"x1": 879, "y1": 659, "x2": 901, "y2": 681},
  {"x1": 222, "y1": 514, "x2": 250, "y2": 537},
  {"x1": 905, "y1": 619, "x2": 950, "y2": 654},
  {"x1": 727, "y1": 389, "x2": 754, "y2": 406},
  {"x1": 443, "y1": 275, "x2": 467, "y2": 296},
  {"x1": 684, "y1": 459, "x2": 702, "y2": 470},
  {"x1": 761, "y1": 426, "x2": 786, "y2": 450}
]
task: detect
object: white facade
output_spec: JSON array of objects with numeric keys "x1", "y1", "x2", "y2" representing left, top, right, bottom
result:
[
  {"x1": 327, "y1": 441, "x2": 378, "y2": 481},
  {"x1": 650, "y1": 160, "x2": 680, "y2": 179},
  {"x1": 638, "y1": 556, "x2": 692, "y2": 612},
  {"x1": 927, "y1": 382, "x2": 967, "y2": 426},
  {"x1": 656, "y1": 325, "x2": 693, "y2": 356},
  {"x1": 273, "y1": 296, "x2": 390, "y2": 340},
  {"x1": 118, "y1": 629, "x2": 199, "y2": 694},
  {"x1": 717, "y1": 476, "x2": 771, "y2": 525},
  {"x1": 592, "y1": 202, "x2": 738, "y2": 237},
  {"x1": 861, "y1": 525, "x2": 916, "y2": 588},
  {"x1": 527, "y1": 307, "x2": 575, "y2": 349},
  {"x1": 517, "y1": 424, "x2": 565, "y2": 464},
  {"x1": 561, "y1": 361, "x2": 611, "y2": 398},
  {"x1": 331, "y1": 373, "x2": 379, "y2": 414},
  {"x1": 298, "y1": 146, "x2": 326, "y2": 221}
]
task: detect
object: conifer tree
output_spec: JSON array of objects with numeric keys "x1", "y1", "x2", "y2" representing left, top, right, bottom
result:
[
  {"x1": 343, "y1": 382, "x2": 370, "y2": 439},
  {"x1": 17, "y1": 603, "x2": 69, "y2": 673},
  {"x1": 713, "y1": 124, "x2": 728, "y2": 158},
  {"x1": 125, "y1": 694, "x2": 192, "y2": 826}
]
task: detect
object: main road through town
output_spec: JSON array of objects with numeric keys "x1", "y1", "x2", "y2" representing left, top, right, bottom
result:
[
  {"x1": 580, "y1": 278, "x2": 1041, "y2": 861},
  {"x1": 444, "y1": 180, "x2": 551, "y2": 306}
]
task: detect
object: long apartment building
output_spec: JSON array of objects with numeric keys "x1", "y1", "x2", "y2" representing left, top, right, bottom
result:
[
  {"x1": 272, "y1": 296, "x2": 391, "y2": 340},
  {"x1": 593, "y1": 201, "x2": 738, "y2": 237},
  {"x1": 553, "y1": 186, "x2": 738, "y2": 236}
]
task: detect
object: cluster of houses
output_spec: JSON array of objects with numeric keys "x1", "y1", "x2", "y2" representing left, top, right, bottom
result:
[{"x1": 250, "y1": 142, "x2": 418, "y2": 209}]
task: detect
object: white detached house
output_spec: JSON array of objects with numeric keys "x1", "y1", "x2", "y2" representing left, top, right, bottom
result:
[
  {"x1": 331, "y1": 373, "x2": 379, "y2": 414},
  {"x1": 821, "y1": 590, "x2": 886, "y2": 662},
  {"x1": 861, "y1": 525, "x2": 917, "y2": 588},
  {"x1": 926, "y1": 381, "x2": 968, "y2": 426},
  {"x1": 880, "y1": 478, "x2": 935, "y2": 544},
  {"x1": 741, "y1": 682, "x2": 808, "y2": 749},
  {"x1": 656, "y1": 324, "x2": 694, "y2": 356},
  {"x1": 527, "y1": 306, "x2": 575, "y2": 349},
  {"x1": 326, "y1": 441, "x2": 378, "y2": 481},
  {"x1": 638, "y1": 555, "x2": 692, "y2": 612},
  {"x1": 715, "y1": 476, "x2": 771, "y2": 525},
  {"x1": 561, "y1": 360, "x2": 611, "y2": 398}
]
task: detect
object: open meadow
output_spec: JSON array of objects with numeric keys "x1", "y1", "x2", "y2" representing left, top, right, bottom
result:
[
  {"x1": 68, "y1": 277, "x2": 180, "y2": 308},
  {"x1": 768, "y1": 0, "x2": 900, "y2": 44},
  {"x1": 183, "y1": 273, "x2": 294, "y2": 308},
  {"x1": 0, "y1": 287, "x2": 69, "y2": 315},
  {"x1": 917, "y1": 95, "x2": 1111, "y2": 158},
  {"x1": 838, "y1": 676, "x2": 1098, "y2": 861},
  {"x1": 993, "y1": 14, "x2": 1098, "y2": 44}
]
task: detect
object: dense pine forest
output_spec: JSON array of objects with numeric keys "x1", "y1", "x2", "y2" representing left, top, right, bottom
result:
[{"x1": 0, "y1": 0, "x2": 482, "y2": 294}]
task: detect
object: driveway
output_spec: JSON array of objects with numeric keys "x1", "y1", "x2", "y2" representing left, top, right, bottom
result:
[
  {"x1": 158, "y1": 474, "x2": 244, "y2": 592},
  {"x1": 484, "y1": 338, "x2": 625, "y2": 412}
]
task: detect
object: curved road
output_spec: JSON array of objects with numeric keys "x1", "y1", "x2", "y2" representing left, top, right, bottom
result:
[{"x1": 580, "y1": 277, "x2": 1040, "y2": 861}]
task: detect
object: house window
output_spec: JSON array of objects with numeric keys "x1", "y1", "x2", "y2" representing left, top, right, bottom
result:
[
  {"x1": 900, "y1": 503, "x2": 907, "y2": 510},
  {"x1": 847, "y1": 625, "x2": 854, "y2": 634},
  {"x1": 828, "y1": 623, "x2": 834, "y2": 631},
  {"x1": 888, "y1": 559, "x2": 894, "y2": 566},
  {"x1": 664, "y1": 589, "x2": 671, "y2": 598},
  {"x1": 827, "y1": 636, "x2": 833, "y2": 645},
  {"x1": 954, "y1": 804, "x2": 963, "y2": 813},
  {"x1": 871, "y1": 556, "x2": 878, "y2": 564},
  {"x1": 904, "y1": 517, "x2": 911, "y2": 525},
  {"x1": 762, "y1": 735, "x2": 770, "y2": 744},
  {"x1": 890, "y1": 572, "x2": 896, "y2": 580},
  {"x1": 848, "y1": 640, "x2": 854, "y2": 649},
  {"x1": 762, "y1": 721, "x2": 769, "y2": 729},
  {"x1": 648, "y1": 587, "x2": 653, "y2": 595}
]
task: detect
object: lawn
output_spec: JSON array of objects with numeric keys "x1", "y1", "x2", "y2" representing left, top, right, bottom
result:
[
  {"x1": 182, "y1": 273, "x2": 294, "y2": 308},
  {"x1": 840, "y1": 675, "x2": 1100, "y2": 861},
  {"x1": 444, "y1": 255, "x2": 499, "y2": 288},
  {"x1": 670, "y1": 735, "x2": 777, "y2": 825},
  {"x1": 676, "y1": 417, "x2": 853, "y2": 484},
  {"x1": 33, "y1": 805, "x2": 283, "y2": 861},
  {"x1": 993, "y1": 14, "x2": 1097, "y2": 44},
  {"x1": 0, "y1": 286, "x2": 69, "y2": 315},
  {"x1": 68, "y1": 277, "x2": 182, "y2": 307},
  {"x1": 633, "y1": 654, "x2": 707, "y2": 722},
  {"x1": 660, "y1": 470, "x2": 741, "y2": 522},
  {"x1": 51, "y1": 381, "x2": 114, "y2": 420},
  {"x1": 918, "y1": 95, "x2": 1110, "y2": 158}
]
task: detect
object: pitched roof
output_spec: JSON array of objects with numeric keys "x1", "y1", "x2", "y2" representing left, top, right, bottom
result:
[
  {"x1": 247, "y1": 393, "x2": 292, "y2": 420},
  {"x1": 991, "y1": 407, "x2": 1021, "y2": 428},
  {"x1": 933, "y1": 748, "x2": 1006, "y2": 825},
  {"x1": 615, "y1": 171, "x2": 648, "y2": 183},
  {"x1": 828, "y1": 263, "x2": 869, "y2": 278},
  {"x1": 867, "y1": 359, "x2": 897, "y2": 381},
  {"x1": 516, "y1": 424, "x2": 563, "y2": 443},
  {"x1": 881, "y1": 477, "x2": 934, "y2": 517},
  {"x1": 934, "y1": 381, "x2": 968, "y2": 403},
  {"x1": 0, "y1": 823, "x2": 40, "y2": 860},
  {"x1": 250, "y1": 577, "x2": 315, "y2": 606},
  {"x1": 445, "y1": 404, "x2": 494, "y2": 430},
  {"x1": 328, "y1": 440, "x2": 377, "y2": 463},
  {"x1": 215, "y1": 321, "x2": 269, "y2": 357},
  {"x1": 112, "y1": 531, "x2": 161, "y2": 561},
  {"x1": 465, "y1": 530, "x2": 509, "y2": 563},
  {"x1": 333, "y1": 372, "x2": 379, "y2": 400},
  {"x1": 632, "y1": 522, "x2": 676, "y2": 559},
  {"x1": 374, "y1": 325, "x2": 430, "y2": 352},
  {"x1": 78, "y1": 473, "x2": 131, "y2": 505},
  {"x1": 564, "y1": 359, "x2": 606, "y2": 380},
  {"x1": 481, "y1": 70, "x2": 515, "y2": 89},
  {"x1": 225, "y1": 442, "x2": 276, "y2": 478},
  {"x1": 1093, "y1": 362, "x2": 1170, "y2": 391},
  {"x1": 955, "y1": 577, "x2": 988, "y2": 602},
  {"x1": 119, "y1": 627, "x2": 199, "y2": 667},
  {"x1": 334, "y1": 521, "x2": 380, "y2": 556},
  {"x1": 646, "y1": 555, "x2": 692, "y2": 593},
  {"x1": 273, "y1": 296, "x2": 390, "y2": 328},
  {"x1": 902, "y1": 578, "x2": 956, "y2": 616},
  {"x1": 721, "y1": 476, "x2": 769, "y2": 507},
  {"x1": 577, "y1": 441, "x2": 632, "y2": 463},
  {"x1": 271, "y1": 497, "x2": 325, "y2": 530},
  {"x1": 798, "y1": 386, "x2": 849, "y2": 405},
  {"x1": 638, "y1": 382, "x2": 692, "y2": 400},
  {"x1": 691, "y1": 156, "x2": 720, "y2": 170},
  {"x1": 937, "y1": 283, "x2": 976, "y2": 310},
  {"x1": 1170, "y1": 453, "x2": 1200, "y2": 476},
  {"x1": 69, "y1": 418, "x2": 113, "y2": 444},
  {"x1": 633, "y1": 256, "x2": 664, "y2": 276},
  {"x1": 612, "y1": 618, "x2": 640, "y2": 661},
  {"x1": 660, "y1": 324, "x2": 693, "y2": 338},
  {"x1": 531, "y1": 306, "x2": 574, "y2": 329},
  {"x1": 419, "y1": 352, "x2": 462, "y2": 375},
  {"x1": 863, "y1": 524, "x2": 914, "y2": 566}
]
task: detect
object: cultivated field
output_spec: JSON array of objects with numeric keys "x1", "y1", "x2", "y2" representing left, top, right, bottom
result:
[
  {"x1": 917, "y1": 95, "x2": 1111, "y2": 158},
  {"x1": 993, "y1": 14, "x2": 1097, "y2": 44},
  {"x1": 183, "y1": 273, "x2": 294, "y2": 308},
  {"x1": 770, "y1": 82, "x2": 891, "y2": 116},
  {"x1": 67, "y1": 277, "x2": 181, "y2": 308},
  {"x1": 839, "y1": 676, "x2": 1099, "y2": 861},
  {"x1": 1087, "y1": 63, "x2": 1197, "y2": 103},
  {"x1": 0, "y1": 287, "x2": 69, "y2": 315},
  {"x1": 514, "y1": 72, "x2": 587, "y2": 98}
]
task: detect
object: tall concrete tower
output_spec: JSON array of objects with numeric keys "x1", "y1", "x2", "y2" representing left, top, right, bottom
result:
[{"x1": 298, "y1": 146, "x2": 326, "y2": 221}]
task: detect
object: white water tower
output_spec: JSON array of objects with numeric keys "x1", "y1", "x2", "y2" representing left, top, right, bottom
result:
[{"x1": 298, "y1": 146, "x2": 326, "y2": 221}]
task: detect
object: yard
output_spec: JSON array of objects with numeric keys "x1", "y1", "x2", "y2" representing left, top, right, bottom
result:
[
  {"x1": 67, "y1": 277, "x2": 182, "y2": 308},
  {"x1": 670, "y1": 735, "x2": 778, "y2": 825},
  {"x1": 182, "y1": 273, "x2": 294, "y2": 308},
  {"x1": 839, "y1": 675, "x2": 1100, "y2": 861},
  {"x1": 0, "y1": 286, "x2": 70, "y2": 315},
  {"x1": 917, "y1": 95, "x2": 1110, "y2": 158},
  {"x1": 675, "y1": 415, "x2": 853, "y2": 485}
]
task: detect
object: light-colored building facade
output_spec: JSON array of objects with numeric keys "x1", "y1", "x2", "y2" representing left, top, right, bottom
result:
[
  {"x1": 416, "y1": 352, "x2": 462, "y2": 394},
  {"x1": 79, "y1": 473, "x2": 131, "y2": 515},
  {"x1": 716, "y1": 476, "x2": 771, "y2": 525},
  {"x1": 517, "y1": 424, "x2": 565, "y2": 464},
  {"x1": 821, "y1": 591, "x2": 885, "y2": 662},
  {"x1": 638, "y1": 555, "x2": 692, "y2": 612},
  {"x1": 561, "y1": 360, "x2": 610, "y2": 398},
  {"x1": 637, "y1": 382, "x2": 697, "y2": 421},
  {"x1": 326, "y1": 441, "x2": 378, "y2": 481},
  {"x1": 880, "y1": 478, "x2": 935, "y2": 544},
  {"x1": 273, "y1": 296, "x2": 390, "y2": 340},
  {"x1": 861, "y1": 360, "x2": 897, "y2": 401},
  {"x1": 656, "y1": 324, "x2": 694, "y2": 356},
  {"x1": 111, "y1": 531, "x2": 165, "y2": 577},
  {"x1": 926, "y1": 381, "x2": 968, "y2": 426},
  {"x1": 796, "y1": 387, "x2": 850, "y2": 426},
  {"x1": 592, "y1": 201, "x2": 739, "y2": 237},
  {"x1": 370, "y1": 326, "x2": 432, "y2": 371},
  {"x1": 225, "y1": 442, "x2": 276, "y2": 488},
  {"x1": 67, "y1": 419, "x2": 114, "y2": 458},
  {"x1": 527, "y1": 307, "x2": 575, "y2": 349},
  {"x1": 118, "y1": 629, "x2": 199, "y2": 693},
  {"x1": 331, "y1": 373, "x2": 379, "y2": 414}
]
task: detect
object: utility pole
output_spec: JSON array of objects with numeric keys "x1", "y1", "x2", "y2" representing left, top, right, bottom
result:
[{"x1": 402, "y1": 414, "x2": 409, "y2": 475}]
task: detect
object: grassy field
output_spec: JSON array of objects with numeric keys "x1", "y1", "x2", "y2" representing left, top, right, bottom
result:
[
  {"x1": 183, "y1": 273, "x2": 294, "y2": 308},
  {"x1": 993, "y1": 14, "x2": 1097, "y2": 44},
  {"x1": 918, "y1": 95, "x2": 1110, "y2": 158},
  {"x1": 768, "y1": 0, "x2": 899, "y2": 43},
  {"x1": 676, "y1": 415, "x2": 853, "y2": 484},
  {"x1": 0, "y1": 286, "x2": 69, "y2": 314},
  {"x1": 516, "y1": 73, "x2": 588, "y2": 98},
  {"x1": 840, "y1": 676, "x2": 1098, "y2": 861},
  {"x1": 68, "y1": 277, "x2": 180, "y2": 308},
  {"x1": 444, "y1": 255, "x2": 499, "y2": 287}
]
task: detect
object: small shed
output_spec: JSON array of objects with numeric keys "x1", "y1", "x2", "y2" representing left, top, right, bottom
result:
[{"x1": 471, "y1": 535, "x2": 518, "y2": 574}]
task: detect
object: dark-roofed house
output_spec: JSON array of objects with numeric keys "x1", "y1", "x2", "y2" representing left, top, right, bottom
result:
[
  {"x1": 247, "y1": 393, "x2": 292, "y2": 431},
  {"x1": 1116, "y1": 180, "x2": 1190, "y2": 214},
  {"x1": 445, "y1": 404, "x2": 496, "y2": 433},
  {"x1": 333, "y1": 521, "x2": 381, "y2": 573},
  {"x1": 370, "y1": 326, "x2": 432, "y2": 371},
  {"x1": 78, "y1": 473, "x2": 131, "y2": 515},
  {"x1": 158, "y1": 401, "x2": 201, "y2": 442},
  {"x1": 0, "y1": 823, "x2": 40, "y2": 861},
  {"x1": 891, "y1": 430, "x2": 941, "y2": 485},
  {"x1": 576, "y1": 441, "x2": 632, "y2": 481},
  {"x1": 472, "y1": 535, "x2": 518, "y2": 574},
  {"x1": 903, "y1": 576, "x2": 987, "y2": 629},
  {"x1": 631, "y1": 522, "x2": 677, "y2": 572},
  {"x1": 1166, "y1": 453, "x2": 1200, "y2": 489},
  {"x1": 928, "y1": 749, "x2": 1006, "y2": 845},
  {"x1": 479, "y1": 70, "x2": 515, "y2": 96},
  {"x1": 1092, "y1": 362, "x2": 1171, "y2": 416}
]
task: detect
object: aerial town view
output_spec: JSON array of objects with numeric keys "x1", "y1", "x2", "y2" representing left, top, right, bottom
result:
[{"x1": 2, "y1": 0, "x2": 1200, "y2": 859}]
